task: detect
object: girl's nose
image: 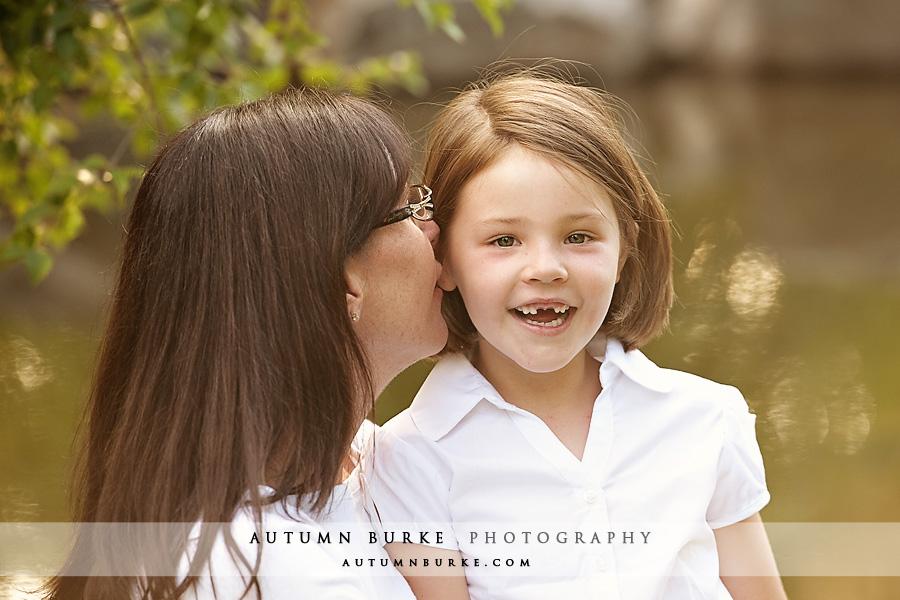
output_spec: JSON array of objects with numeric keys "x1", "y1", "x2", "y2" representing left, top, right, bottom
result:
[{"x1": 523, "y1": 244, "x2": 567, "y2": 283}]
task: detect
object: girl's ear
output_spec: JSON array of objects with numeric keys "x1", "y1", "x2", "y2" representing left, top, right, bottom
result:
[
  {"x1": 345, "y1": 256, "x2": 365, "y2": 319},
  {"x1": 617, "y1": 221, "x2": 639, "y2": 282},
  {"x1": 438, "y1": 262, "x2": 458, "y2": 292}
]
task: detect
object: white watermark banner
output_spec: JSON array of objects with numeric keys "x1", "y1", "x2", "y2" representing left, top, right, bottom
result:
[{"x1": 2, "y1": 522, "x2": 900, "y2": 577}]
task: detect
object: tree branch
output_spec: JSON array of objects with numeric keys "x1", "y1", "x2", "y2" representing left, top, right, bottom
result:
[{"x1": 107, "y1": 0, "x2": 165, "y2": 136}]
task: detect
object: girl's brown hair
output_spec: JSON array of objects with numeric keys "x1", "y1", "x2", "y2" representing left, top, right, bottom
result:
[
  {"x1": 425, "y1": 71, "x2": 674, "y2": 353},
  {"x1": 45, "y1": 87, "x2": 411, "y2": 599}
]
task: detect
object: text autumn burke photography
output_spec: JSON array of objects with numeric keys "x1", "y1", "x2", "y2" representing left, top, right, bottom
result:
[{"x1": 246, "y1": 529, "x2": 653, "y2": 545}]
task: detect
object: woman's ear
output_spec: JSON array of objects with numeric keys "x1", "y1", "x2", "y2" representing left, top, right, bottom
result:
[
  {"x1": 345, "y1": 256, "x2": 365, "y2": 320},
  {"x1": 617, "y1": 221, "x2": 639, "y2": 282}
]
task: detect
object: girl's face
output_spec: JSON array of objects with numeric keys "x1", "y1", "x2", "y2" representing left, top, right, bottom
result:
[{"x1": 440, "y1": 146, "x2": 626, "y2": 375}]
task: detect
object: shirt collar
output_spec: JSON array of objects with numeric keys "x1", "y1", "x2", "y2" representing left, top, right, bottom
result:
[
  {"x1": 409, "y1": 336, "x2": 673, "y2": 441},
  {"x1": 409, "y1": 354, "x2": 506, "y2": 440},
  {"x1": 592, "y1": 335, "x2": 674, "y2": 395}
]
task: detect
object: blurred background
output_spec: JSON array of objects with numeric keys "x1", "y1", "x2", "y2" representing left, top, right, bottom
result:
[{"x1": 2, "y1": 0, "x2": 899, "y2": 597}]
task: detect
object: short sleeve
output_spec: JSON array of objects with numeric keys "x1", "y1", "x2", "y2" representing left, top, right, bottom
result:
[
  {"x1": 705, "y1": 388, "x2": 771, "y2": 529},
  {"x1": 365, "y1": 425, "x2": 459, "y2": 551}
]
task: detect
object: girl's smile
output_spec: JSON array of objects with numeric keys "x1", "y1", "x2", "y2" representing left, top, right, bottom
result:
[
  {"x1": 439, "y1": 145, "x2": 627, "y2": 376},
  {"x1": 511, "y1": 301, "x2": 574, "y2": 330}
]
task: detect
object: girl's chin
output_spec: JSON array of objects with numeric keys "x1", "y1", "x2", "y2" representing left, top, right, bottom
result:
[
  {"x1": 474, "y1": 331, "x2": 596, "y2": 376},
  {"x1": 513, "y1": 359, "x2": 579, "y2": 375},
  {"x1": 499, "y1": 347, "x2": 585, "y2": 375}
]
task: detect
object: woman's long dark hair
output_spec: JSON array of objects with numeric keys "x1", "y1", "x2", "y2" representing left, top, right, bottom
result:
[{"x1": 44, "y1": 87, "x2": 412, "y2": 599}]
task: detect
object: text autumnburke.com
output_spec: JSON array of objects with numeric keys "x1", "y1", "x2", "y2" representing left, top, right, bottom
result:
[{"x1": 340, "y1": 556, "x2": 532, "y2": 569}]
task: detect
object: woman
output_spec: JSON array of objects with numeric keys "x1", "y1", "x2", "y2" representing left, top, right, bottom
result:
[{"x1": 44, "y1": 87, "x2": 447, "y2": 599}]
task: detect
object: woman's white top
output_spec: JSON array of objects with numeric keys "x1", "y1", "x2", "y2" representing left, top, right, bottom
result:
[
  {"x1": 182, "y1": 422, "x2": 415, "y2": 600},
  {"x1": 369, "y1": 337, "x2": 770, "y2": 600}
]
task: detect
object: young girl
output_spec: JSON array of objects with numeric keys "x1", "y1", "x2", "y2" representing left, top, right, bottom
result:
[{"x1": 369, "y1": 72, "x2": 786, "y2": 600}]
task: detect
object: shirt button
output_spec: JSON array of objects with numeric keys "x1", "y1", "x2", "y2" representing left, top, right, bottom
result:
[
  {"x1": 583, "y1": 489, "x2": 597, "y2": 504},
  {"x1": 596, "y1": 555, "x2": 611, "y2": 571}
]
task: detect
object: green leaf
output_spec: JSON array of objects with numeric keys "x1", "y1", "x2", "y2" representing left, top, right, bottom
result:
[
  {"x1": 110, "y1": 166, "x2": 141, "y2": 199},
  {"x1": 55, "y1": 30, "x2": 78, "y2": 61},
  {"x1": 200, "y1": 4, "x2": 229, "y2": 35},
  {"x1": 30, "y1": 84, "x2": 56, "y2": 112},
  {"x1": 72, "y1": 185, "x2": 111, "y2": 212},
  {"x1": 124, "y1": 0, "x2": 159, "y2": 19},
  {"x1": 411, "y1": 0, "x2": 437, "y2": 28},
  {"x1": 23, "y1": 246, "x2": 53, "y2": 284},
  {"x1": 81, "y1": 154, "x2": 110, "y2": 170},
  {"x1": 413, "y1": 1, "x2": 465, "y2": 42},
  {"x1": 73, "y1": 34, "x2": 91, "y2": 69},
  {"x1": 187, "y1": 23, "x2": 214, "y2": 51},
  {"x1": 111, "y1": 166, "x2": 141, "y2": 199},
  {"x1": 134, "y1": 127, "x2": 162, "y2": 159},
  {"x1": 50, "y1": 57, "x2": 75, "y2": 87},
  {"x1": 301, "y1": 62, "x2": 343, "y2": 87},
  {"x1": 473, "y1": 0, "x2": 511, "y2": 36},
  {"x1": 48, "y1": 202, "x2": 85, "y2": 246},
  {"x1": 438, "y1": 19, "x2": 465, "y2": 43},
  {"x1": 0, "y1": 140, "x2": 17, "y2": 163},
  {"x1": 18, "y1": 202, "x2": 58, "y2": 227},
  {"x1": 0, "y1": 241, "x2": 27, "y2": 264},
  {"x1": 429, "y1": 1, "x2": 457, "y2": 24},
  {"x1": 50, "y1": 2, "x2": 75, "y2": 30},
  {"x1": 163, "y1": 2, "x2": 192, "y2": 32},
  {"x1": 29, "y1": 48, "x2": 61, "y2": 82}
]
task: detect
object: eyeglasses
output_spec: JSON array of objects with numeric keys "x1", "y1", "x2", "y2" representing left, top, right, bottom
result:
[{"x1": 376, "y1": 185, "x2": 434, "y2": 228}]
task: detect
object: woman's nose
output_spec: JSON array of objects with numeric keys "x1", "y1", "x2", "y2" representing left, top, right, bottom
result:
[{"x1": 417, "y1": 218, "x2": 440, "y2": 247}]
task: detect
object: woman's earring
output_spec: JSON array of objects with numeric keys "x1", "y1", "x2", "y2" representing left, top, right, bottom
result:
[{"x1": 350, "y1": 312, "x2": 360, "y2": 322}]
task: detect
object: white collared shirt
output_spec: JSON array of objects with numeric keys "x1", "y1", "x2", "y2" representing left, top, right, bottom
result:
[{"x1": 370, "y1": 338, "x2": 769, "y2": 600}]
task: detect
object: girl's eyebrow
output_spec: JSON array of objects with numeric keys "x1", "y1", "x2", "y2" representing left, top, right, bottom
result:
[
  {"x1": 475, "y1": 216, "x2": 527, "y2": 228},
  {"x1": 567, "y1": 212, "x2": 611, "y2": 223},
  {"x1": 477, "y1": 212, "x2": 610, "y2": 227}
]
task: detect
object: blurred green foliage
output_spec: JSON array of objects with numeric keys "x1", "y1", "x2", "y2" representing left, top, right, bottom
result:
[{"x1": 0, "y1": 0, "x2": 512, "y2": 283}]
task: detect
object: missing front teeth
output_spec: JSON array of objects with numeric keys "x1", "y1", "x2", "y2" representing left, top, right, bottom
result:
[{"x1": 514, "y1": 305, "x2": 570, "y2": 316}]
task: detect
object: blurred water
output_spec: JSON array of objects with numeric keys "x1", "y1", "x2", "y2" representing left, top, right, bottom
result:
[{"x1": 2, "y1": 77, "x2": 899, "y2": 597}]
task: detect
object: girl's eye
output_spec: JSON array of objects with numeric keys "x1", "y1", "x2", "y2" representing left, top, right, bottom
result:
[
  {"x1": 567, "y1": 233, "x2": 589, "y2": 244},
  {"x1": 492, "y1": 236, "x2": 517, "y2": 247}
]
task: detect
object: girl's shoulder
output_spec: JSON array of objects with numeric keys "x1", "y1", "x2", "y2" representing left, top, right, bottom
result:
[{"x1": 601, "y1": 337, "x2": 751, "y2": 416}]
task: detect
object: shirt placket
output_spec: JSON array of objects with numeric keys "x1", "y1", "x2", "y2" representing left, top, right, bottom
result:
[
  {"x1": 578, "y1": 380, "x2": 622, "y2": 600},
  {"x1": 502, "y1": 379, "x2": 623, "y2": 600}
]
